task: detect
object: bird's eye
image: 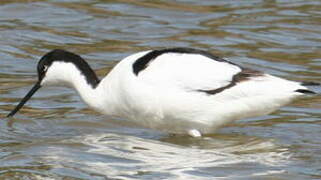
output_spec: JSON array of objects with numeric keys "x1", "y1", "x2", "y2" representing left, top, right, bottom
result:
[{"x1": 43, "y1": 65, "x2": 48, "y2": 72}]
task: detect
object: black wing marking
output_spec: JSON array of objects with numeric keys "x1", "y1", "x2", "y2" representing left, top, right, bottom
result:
[
  {"x1": 197, "y1": 68, "x2": 263, "y2": 95},
  {"x1": 132, "y1": 47, "x2": 235, "y2": 75},
  {"x1": 133, "y1": 48, "x2": 264, "y2": 95}
]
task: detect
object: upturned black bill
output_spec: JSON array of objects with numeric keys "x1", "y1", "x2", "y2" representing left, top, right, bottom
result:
[{"x1": 7, "y1": 81, "x2": 41, "y2": 117}]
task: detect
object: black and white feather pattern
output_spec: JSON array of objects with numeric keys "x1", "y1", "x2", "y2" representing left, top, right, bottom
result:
[{"x1": 10, "y1": 48, "x2": 315, "y2": 137}]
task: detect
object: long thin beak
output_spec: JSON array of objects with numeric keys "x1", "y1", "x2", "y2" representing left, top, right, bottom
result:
[{"x1": 7, "y1": 81, "x2": 41, "y2": 117}]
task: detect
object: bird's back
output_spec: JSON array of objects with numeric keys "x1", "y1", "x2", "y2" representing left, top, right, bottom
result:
[{"x1": 99, "y1": 48, "x2": 313, "y2": 134}]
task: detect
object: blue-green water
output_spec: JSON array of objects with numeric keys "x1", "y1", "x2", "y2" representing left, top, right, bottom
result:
[{"x1": 0, "y1": 0, "x2": 320, "y2": 179}]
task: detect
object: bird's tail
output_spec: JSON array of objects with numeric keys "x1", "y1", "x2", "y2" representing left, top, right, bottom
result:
[
  {"x1": 300, "y1": 81, "x2": 321, "y2": 94},
  {"x1": 301, "y1": 81, "x2": 320, "y2": 86}
]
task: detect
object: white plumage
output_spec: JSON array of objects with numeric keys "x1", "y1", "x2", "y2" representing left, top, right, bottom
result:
[{"x1": 7, "y1": 48, "x2": 315, "y2": 137}]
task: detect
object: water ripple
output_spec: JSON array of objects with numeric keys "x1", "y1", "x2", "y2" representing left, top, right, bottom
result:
[{"x1": 0, "y1": 0, "x2": 320, "y2": 179}]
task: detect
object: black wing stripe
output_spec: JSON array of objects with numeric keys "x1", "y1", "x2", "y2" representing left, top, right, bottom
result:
[
  {"x1": 132, "y1": 47, "x2": 235, "y2": 75},
  {"x1": 198, "y1": 68, "x2": 263, "y2": 95}
]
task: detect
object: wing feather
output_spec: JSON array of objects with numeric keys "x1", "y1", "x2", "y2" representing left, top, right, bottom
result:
[{"x1": 137, "y1": 52, "x2": 242, "y2": 93}]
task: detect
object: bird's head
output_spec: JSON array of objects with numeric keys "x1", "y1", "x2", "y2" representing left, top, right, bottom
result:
[{"x1": 7, "y1": 49, "x2": 99, "y2": 117}]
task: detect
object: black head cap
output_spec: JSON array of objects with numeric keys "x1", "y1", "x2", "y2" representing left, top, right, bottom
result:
[
  {"x1": 37, "y1": 49, "x2": 100, "y2": 88},
  {"x1": 7, "y1": 49, "x2": 100, "y2": 117}
]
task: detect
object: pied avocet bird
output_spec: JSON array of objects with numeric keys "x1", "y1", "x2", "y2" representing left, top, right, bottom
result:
[{"x1": 7, "y1": 48, "x2": 317, "y2": 137}]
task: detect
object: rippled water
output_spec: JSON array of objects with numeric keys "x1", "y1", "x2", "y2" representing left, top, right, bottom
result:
[{"x1": 0, "y1": 0, "x2": 320, "y2": 179}]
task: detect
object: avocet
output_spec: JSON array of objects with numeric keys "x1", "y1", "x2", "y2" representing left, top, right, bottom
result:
[{"x1": 7, "y1": 48, "x2": 316, "y2": 137}]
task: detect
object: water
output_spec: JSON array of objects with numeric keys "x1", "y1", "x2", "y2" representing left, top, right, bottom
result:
[{"x1": 0, "y1": 0, "x2": 320, "y2": 179}]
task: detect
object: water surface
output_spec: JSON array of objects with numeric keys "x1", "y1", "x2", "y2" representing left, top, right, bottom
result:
[{"x1": 0, "y1": 0, "x2": 320, "y2": 179}]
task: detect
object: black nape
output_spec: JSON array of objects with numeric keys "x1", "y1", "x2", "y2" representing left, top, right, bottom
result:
[{"x1": 38, "y1": 49, "x2": 100, "y2": 88}]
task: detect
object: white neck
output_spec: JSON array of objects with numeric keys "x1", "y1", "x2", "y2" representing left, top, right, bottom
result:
[
  {"x1": 70, "y1": 70, "x2": 101, "y2": 110},
  {"x1": 41, "y1": 62, "x2": 105, "y2": 112}
]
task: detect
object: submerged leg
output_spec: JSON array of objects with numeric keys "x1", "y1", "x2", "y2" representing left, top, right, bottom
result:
[{"x1": 188, "y1": 129, "x2": 202, "y2": 137}]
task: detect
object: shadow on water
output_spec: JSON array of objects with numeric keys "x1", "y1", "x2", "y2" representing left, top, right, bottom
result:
[
  {"x1": 0, "y1": 116, "x2": 293, "y2": 179},
  {"x1": 0, "y1": 112, "x2": 309, "y2": 179}
]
